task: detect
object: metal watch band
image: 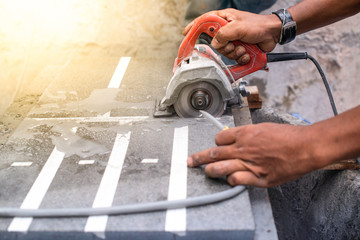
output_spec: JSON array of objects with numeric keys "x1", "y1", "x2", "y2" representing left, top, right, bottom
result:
[{"x1": 272, "y1": 9, "x2": 297, "y2": 45}]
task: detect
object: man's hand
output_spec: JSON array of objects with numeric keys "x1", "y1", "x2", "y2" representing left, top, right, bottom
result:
[
  {"x1": 187, "y1": 106, "x2": 360, "y2": 187},
  {"x1": 187, "y1": 123, "x2": 325, "y2": 187},
  {"x1": 183, "y1": 9, "x2": 282, "y2": 65}
]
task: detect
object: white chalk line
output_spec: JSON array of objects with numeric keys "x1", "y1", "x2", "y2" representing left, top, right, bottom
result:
[
  {"x1": 165, "y1": 126, "x2": 188, "y2": 232},
  {"x1": 8, "y1": 147, "x2": 65, "y2": 232},
  {"x1": 11, "y1": 162, "x2": 33, "y2": 167},
  {"x1": 28, "y1": 116, "x2": 149, "y2": 123},
  {"x1": 141, "y1": 158, "x2": 159, "y2": 163},
  {"x1": 78, "y1": 160, "x2": 95, "y2": 165},
  {"x1": 84, "y1": 132, "x2": 131, "y2": 232},
  {"x1": 107, "y1": 57, "x2": 131, "y2": 89}
]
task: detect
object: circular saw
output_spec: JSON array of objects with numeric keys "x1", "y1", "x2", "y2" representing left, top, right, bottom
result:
[{"x1": 154, "y1": 13, "x2": 268, "y2": 118}]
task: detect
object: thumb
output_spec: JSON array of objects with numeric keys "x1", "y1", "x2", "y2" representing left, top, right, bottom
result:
[{"x1": 211, "y1": 22, "x2": 244, "y2": 49}]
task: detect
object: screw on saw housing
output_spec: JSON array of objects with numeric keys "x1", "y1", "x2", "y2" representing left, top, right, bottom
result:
[
  {"x1": 236, "y1": 80, "x2": 250, "y2": 107},
  {"x1": 239, "y1": 80, "x2": 250, "y2": 97}
]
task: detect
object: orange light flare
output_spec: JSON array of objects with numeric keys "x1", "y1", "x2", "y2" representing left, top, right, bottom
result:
[{"x1": 0, "y1": 0, "x2": 104, "y2": 114}]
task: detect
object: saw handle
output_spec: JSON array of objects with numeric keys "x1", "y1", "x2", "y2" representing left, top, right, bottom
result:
[{"x1": 175, "y1": 13, "x2": 267, "y2": 79}]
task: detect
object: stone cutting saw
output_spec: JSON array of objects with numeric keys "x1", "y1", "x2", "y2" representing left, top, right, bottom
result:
[
  {"x1": 154, "y1": 13, "x2": 331, "y2": 118},
  {"x1": 154, "y1": 13, "x2": 268, "y2": 118}
]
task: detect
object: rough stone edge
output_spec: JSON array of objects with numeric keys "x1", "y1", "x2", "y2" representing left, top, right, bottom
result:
[
  {"x1": 250, "y1": 108, "x2": 360, "y2": 240},
  {"x1": 251, "y1": 107, "x2": 308, "y2": 126}
]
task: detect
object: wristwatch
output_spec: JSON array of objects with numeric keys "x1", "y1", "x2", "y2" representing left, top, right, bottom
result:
[{"x1": 272, "y1": 9, "x2": 297, "y2": 45}]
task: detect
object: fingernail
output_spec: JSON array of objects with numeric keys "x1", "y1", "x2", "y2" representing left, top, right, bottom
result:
[
  {"x1": 224, "y1": 43, "x2": 234, "y2": 53},
  {"x1": 235, "y1": 48, "x2": 244, "y2": 57},
  {"x1": 211, "y1": 38, "x2": 219, "y2": 48},
  {"x1": 240, "y1": 55, "x2": 250, "y2": 64},
  {"x1": 187, "y1": 157, "x2": 193, "y2": 167}
]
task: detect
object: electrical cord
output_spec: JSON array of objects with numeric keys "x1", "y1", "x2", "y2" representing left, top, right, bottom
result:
[
  {"x1": 307, "y1": 55, "x2": 338, "y2": 116},
  {"x1": 0, "y1": 185, "x2": 246, "y2": 218},
  {"x1": 267, "y1": 52, "x2": 338, "y2": 116},
  {"x1": 268, "y1": 53, "x2": 360, "y2": 164}
]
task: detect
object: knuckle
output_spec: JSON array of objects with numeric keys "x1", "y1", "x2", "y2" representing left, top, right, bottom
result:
[
  {"x1": 209, "y1": 148, "x2": 220, "y2": 160},
  {"x1": 234, "y1": 146, "x2": 243, "y2": 155},
  {"x1": 251, "y1": 166, "x2": 269, "y2": 177},
  {"x1": 240, "y1": 125, "x2": 258, "y2": 139},
  {"x1": 213, "y1": 164, "x2": 224, "y2": 175},
  {"x1": 206, "y1": 163, "x2": 224, "y2": 177}
]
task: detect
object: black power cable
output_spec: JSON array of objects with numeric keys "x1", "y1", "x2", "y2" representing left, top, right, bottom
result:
[
  {"x1": 268, "y1": 52, "x2": 360, "y2": 164},
  {"x1": 267, "y1": 52, "x2": 338, "y2": 116},
  {"x1": 307, "y1": 55, "x2": 338, "y2": 116}
]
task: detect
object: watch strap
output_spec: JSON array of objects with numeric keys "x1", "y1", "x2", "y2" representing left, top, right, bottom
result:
[{"x1": 272, "y1": 9, "x2": 297, "y2": 45}]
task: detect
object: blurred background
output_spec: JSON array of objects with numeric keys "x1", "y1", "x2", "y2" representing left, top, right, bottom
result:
[{"x1": 0, "y1": 0, "x2": 359, "y2": 123}]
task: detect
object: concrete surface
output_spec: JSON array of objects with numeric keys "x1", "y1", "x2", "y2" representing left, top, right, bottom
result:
[{"x1": 0, "y1": 115, "x2": 257, "y2": 239}]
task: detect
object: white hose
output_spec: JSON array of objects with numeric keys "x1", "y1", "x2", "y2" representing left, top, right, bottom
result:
[{"x1": 0, "y1": 186, "x2": 246, "y2": 218}]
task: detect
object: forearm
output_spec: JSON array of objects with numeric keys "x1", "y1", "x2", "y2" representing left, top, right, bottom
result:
[
  {"x1": 308, "y1": 106, "x2": 360, "y2": 168},
  {"x1": 288, "y1": 0, "x2": 360, "y2": 35}
]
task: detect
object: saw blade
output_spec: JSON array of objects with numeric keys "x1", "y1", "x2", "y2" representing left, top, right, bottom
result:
[{"x1": 174, "y1": 81, "x2": 226, "y2": 118}]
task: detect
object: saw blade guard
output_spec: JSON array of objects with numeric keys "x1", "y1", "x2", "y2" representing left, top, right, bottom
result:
[
  {"x1": 173, "y1": 81, "x2": 226, "y2": 118},
  {"x1": 174, "y1": 13, "x2": 267, "y2": 80},
  {"x1": 160, "y1": 49, "x2": 236, "y2": 118},
  {"x1": 161, "y1": 50, "x2": 235, "y2": 108}
]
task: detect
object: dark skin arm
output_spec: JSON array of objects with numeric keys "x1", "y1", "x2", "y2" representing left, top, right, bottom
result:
[
  {"x1": 184, "y1": 0, "x2": 360, "y2": 187},
  {"x1": 289, "y1": 0, "x2": 360, "y2": 35},
  {"x1": 188, "y1": 106, "x2": 360, "y2": 187},
  {"x1": 183, "y1": 0, "x2": 360, "y2": 64}
]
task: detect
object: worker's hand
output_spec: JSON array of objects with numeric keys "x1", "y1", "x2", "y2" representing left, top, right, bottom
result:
[
  {"x1": 183, "y1": 9, "x2": 282, "y2": 65},
  {"x1": 187, "y1": 123, "x2": 327, "y2": 187}
]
